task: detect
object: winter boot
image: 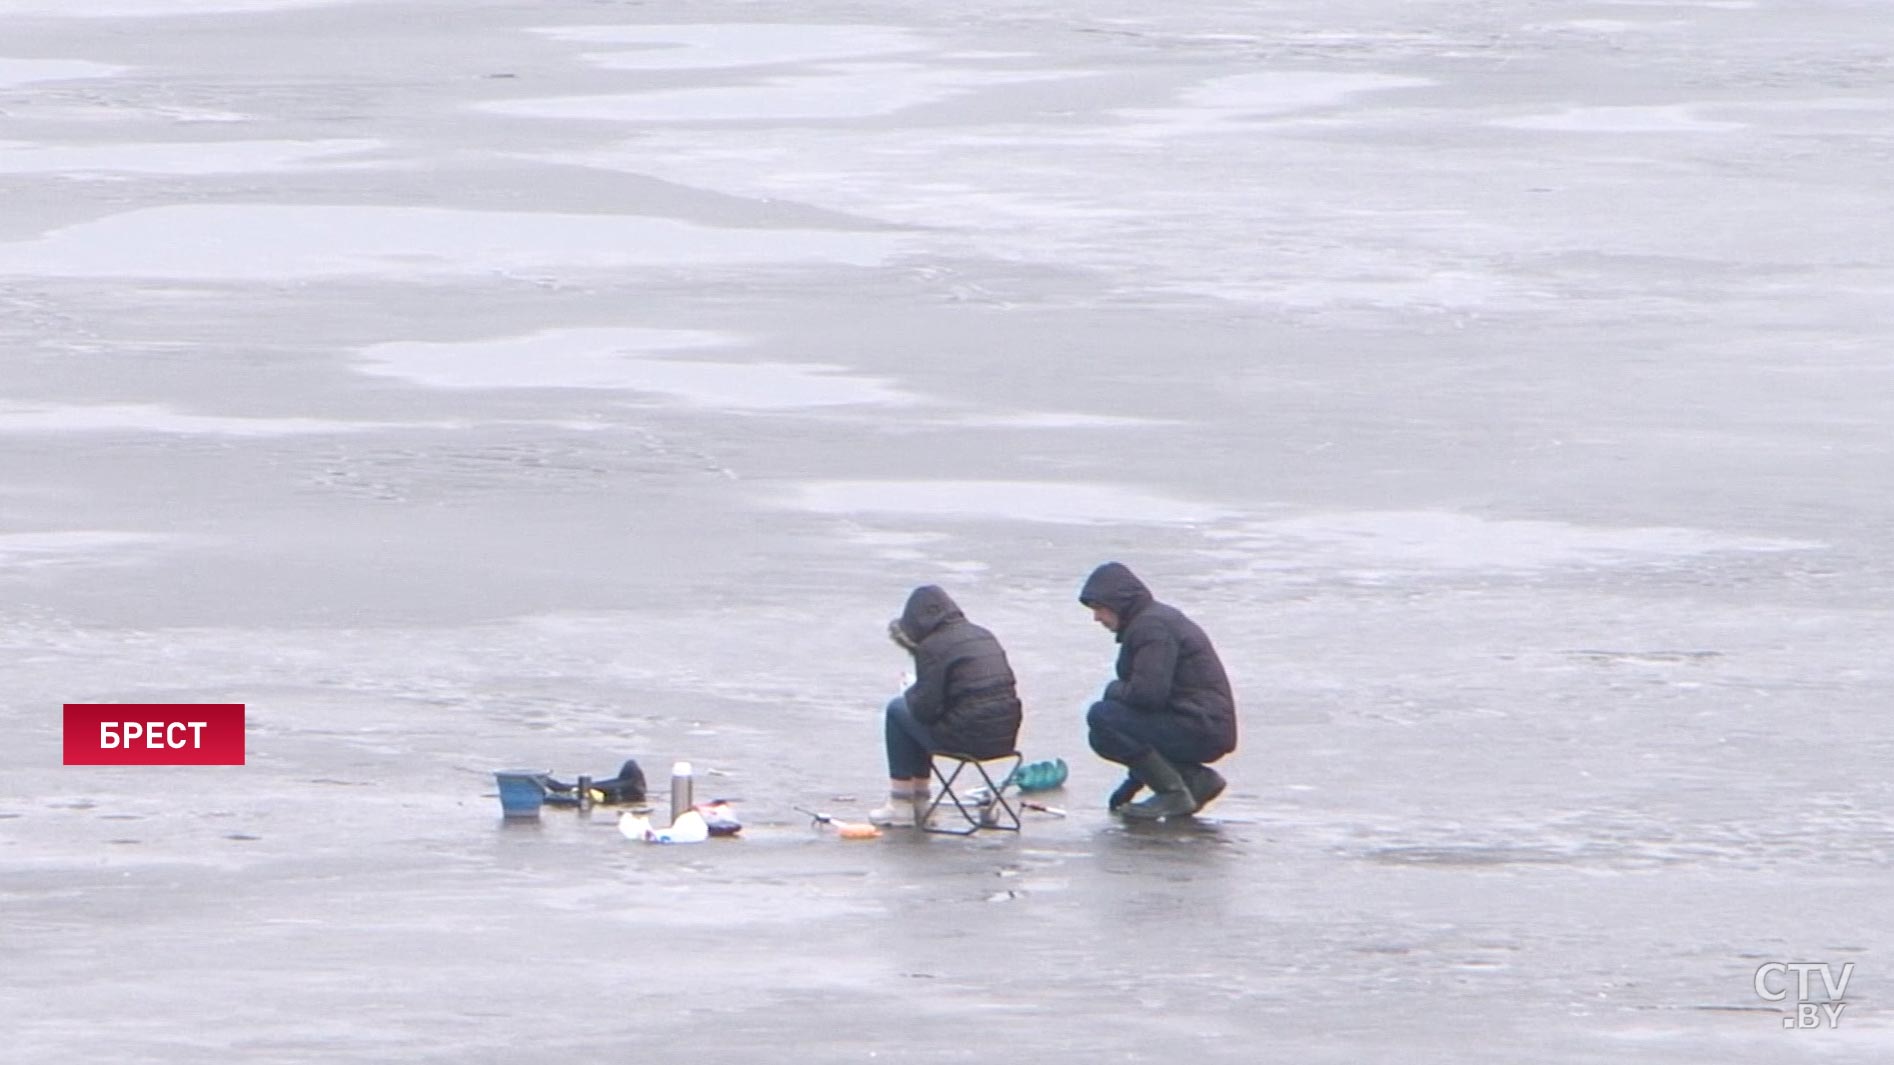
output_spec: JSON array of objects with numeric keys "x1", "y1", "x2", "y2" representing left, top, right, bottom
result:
[
  {"x1": 1119, "y1": 751, "x2": 1197, "y2": 820},
  {"x1": 1177, "y1": 763, "x2": 1227, "y2": 814},
  {"x1": 1106, "y1": 774, "x2": 1144, "y2": 812}
]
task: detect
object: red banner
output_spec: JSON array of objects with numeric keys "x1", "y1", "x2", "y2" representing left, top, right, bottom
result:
[{"x1": 63, "y1": 704, "x2": 246, "y2": 765}]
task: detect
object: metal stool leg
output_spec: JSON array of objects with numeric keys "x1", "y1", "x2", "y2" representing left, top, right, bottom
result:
[{"x1": 923, "y1": 752, "x2": 1023, "y2": 835}]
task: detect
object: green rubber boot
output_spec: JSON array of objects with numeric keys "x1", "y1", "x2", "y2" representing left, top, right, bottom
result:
[
  {"x1": 1177, "y1": 763, "x2": 1227, "y2": 814},
  {"x1": 1120, "y1": 751, "x2": 1197, "y2": 820}
]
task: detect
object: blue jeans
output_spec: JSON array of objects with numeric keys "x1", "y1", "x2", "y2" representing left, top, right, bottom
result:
[
  {"x1": 883, "y1": 696, "x2": 938, "y2": 779},
  {"x1": 1086, "y1": 698, "x2": 1226, "y2": 768}
]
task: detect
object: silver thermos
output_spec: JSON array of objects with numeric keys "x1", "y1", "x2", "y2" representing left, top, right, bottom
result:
[{"x1": 670, "y1": 761, "x2": 693, "y2": 826}]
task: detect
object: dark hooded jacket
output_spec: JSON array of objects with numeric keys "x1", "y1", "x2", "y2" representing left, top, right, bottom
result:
[
  {"x1": 895, "y1": 585, "x2": 1022, "y2": 759},
  {"x1": 1079, "y1": 562, "x2": 1237, "y2": 757}
]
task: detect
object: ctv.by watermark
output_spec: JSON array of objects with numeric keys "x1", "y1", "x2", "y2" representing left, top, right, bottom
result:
[{"x1": 1754, "y1": 962, "x2": 1854, "y2": 1029}]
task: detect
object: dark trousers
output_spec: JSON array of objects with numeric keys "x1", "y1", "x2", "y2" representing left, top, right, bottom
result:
[
  {"x1": 1087, "y1": 698, "x2": 1226, "y2": 768},
  {"x1": 883, "y1": 696, "x2": 938, "y2": 779}
]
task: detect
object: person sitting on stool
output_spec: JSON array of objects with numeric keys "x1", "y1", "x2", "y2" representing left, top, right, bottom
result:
[
  {"x1": 1079, "y1": 561, "x2": 1237, "y2": 820},
  {"x1": 872, "y1": 585, "x2": 1023, "y2": 826}
]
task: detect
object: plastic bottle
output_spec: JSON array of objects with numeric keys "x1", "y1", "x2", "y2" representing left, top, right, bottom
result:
[{"x1": 670, "y1": 761, "x2": 694, "y2": 827}]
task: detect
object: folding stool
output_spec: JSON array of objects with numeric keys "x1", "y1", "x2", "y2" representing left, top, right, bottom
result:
[{"x1": 922, "y1": 750, "x2": 1023, "y2": 835}]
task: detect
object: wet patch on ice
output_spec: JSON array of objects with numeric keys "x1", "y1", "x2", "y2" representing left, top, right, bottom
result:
[
  {"x1": 481, "y1": 64, "x2": 1077, "y2": 123},
  {"x1": 356, "y1": 328, "x2": 914, "y2": 410},
  {"x1": 1494, "y1": 105, "x2": 1746, "y2": 133},
  {"x1": 530, "y1": 24, "x2": 928, "y2": 70},
  {"x1": 1368, "y1": 843, "x2": 1592, "y2": 867},
  {"x1": 537, "y1": 876, "x2": 879, "y2": 929},
  {"x1": 0, "y1": 402, "x2": 447, "y2": 436},
  {"x1": 0, "y1": 58, "x2": 127, "y2": 88},
  {"x1": 788, "y1": 480, "x2": 1230, "y2": 525},
  {"x1": 0, "y1": 205, "x2": 901, "y2": 280},
  {"x1": 1203, "y1": 511, "x2": 1818, "y2": 578},
  {"x1": 0, "y1": 138, "x2": 384, "y2": 175},
  {"x1": 1351, "y1": 798, "x2": 1894, "y2": 872}
]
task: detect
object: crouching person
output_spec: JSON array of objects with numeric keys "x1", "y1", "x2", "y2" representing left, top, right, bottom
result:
[
  {"x1": 1079, "y1": 562, "x2": 1237, "y2": 820},
  {"x1": 873, "y1": 585, "x2": 1023, "y2": 826}
]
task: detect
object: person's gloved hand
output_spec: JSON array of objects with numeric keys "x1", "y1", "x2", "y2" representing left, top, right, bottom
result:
[
  {"x1": 1107, "y1": 775, "x2": 1144, "y2": 812},
  {"x1": 887, "y1": 618, "x2": 918, "y2": 652}
]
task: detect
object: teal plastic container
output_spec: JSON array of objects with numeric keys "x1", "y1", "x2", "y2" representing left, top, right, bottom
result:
[{"x1": 1010, "y1": 758, "x2": 1068, "y2": 793}]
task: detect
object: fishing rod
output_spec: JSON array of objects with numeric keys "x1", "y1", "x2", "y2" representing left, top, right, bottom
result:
[{"x1": 794, "y1": 806, "x2": 882, "y2": 839}]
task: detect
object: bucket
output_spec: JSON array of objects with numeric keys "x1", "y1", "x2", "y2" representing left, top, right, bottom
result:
[{"x1": 494, "y1": 770, "x2": 549, "y2": 818}]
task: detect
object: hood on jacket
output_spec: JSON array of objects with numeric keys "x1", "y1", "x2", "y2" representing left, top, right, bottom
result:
[
  {"x1": 1078, "y1": 562, "x2": 1153, "y2": 620},
  {"x1": 897, "y1": 584, "x2": 965, "y2": 643}
]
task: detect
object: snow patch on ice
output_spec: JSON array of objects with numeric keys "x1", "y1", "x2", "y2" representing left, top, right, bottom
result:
[
  {"x1": 0, "y1": 205, "x2": 900, "y2": 280},
  {"x1": 0, "y1": 402, "x2": 447, "y2": 436},
  {"x1": 1598, "y1": 0, "x2": 1755, "y2": 8},
  {"x1": 1113, "y1": 71, "x2": 1431, "y2": 136},
  {"x1": 357, "y1": 328, "x2": 915, "y2": 410},
  {"x1": 1188, "y1": 270, "x2": 1512, "y2": 311},
  {"x1": 833, "y1": 527, "x2": 987, "y2": 566},
  {"x1": 1205, "y1": 511, "x2": 1819, "y2": 577},
  {"x1": 0, "y1": 58, "x2": 126, "y2": 88},
  {"x1": 0, "y1": 0, "x2": 368, "y2": 15},
  {"x1": 931, "y1": 411, "x2": 1172, "y2": 429},
  {"x1": 481, "y1": 64, "x2": 1076, "y2": 123},
  {"x1": 0, "y1": 531, "x2": 180, "y2": 570},
  {"x1": 1495, "y1": 105, "x2": 1745, "y2": 133},
  {"x1": 789, "y1": 480, "x2": 1230, "y2": 525},
  {"x1": 840, "y1": 528, "x2": 952, "y2": 557},
  {"x1": 1532, "y1": 19, "x2": 1686, "y2": 33},
  {"x1": 0, "y1": 139, "x2": 383, "y2": 175},
  {"x1": 532, "y1": 24, "x2": 927, "y2": 70}
]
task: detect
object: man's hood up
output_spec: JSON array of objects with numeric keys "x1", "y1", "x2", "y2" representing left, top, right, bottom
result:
[
  {"x1": 897, "y1": 584, "x2": 964, "y2": 642},
  {"x1": 1078, "y1": 562, "x2": 1153, "y2": 621}
]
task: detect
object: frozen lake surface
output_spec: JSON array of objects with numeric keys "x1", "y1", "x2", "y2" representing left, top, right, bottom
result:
[{"x1": 2, "y1": 0, "x2": 1890, "y2": 1061}]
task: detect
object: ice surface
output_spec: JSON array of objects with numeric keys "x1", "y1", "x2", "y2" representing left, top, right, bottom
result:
[
  {"x1": 2, "y1": 3, "x2": 1890, "y2": 1064},
  {"x1": 0, "y1": 205, "x2": 901, "y2": 280},
  {"x1": 790, "y1": 479, "x2": 1232, "y2": 524},
  {"x1": 0, "y1": 402, "x2": 444, "y2": 436},
  {"x1": 1205, "y1": 511, "x2": 1820, "y2": 576},
  {"x1": 0, "y1": 58, "x2": 125, "y2": 87},
  {"x1": 532, "y1": 23, "x2": 928, "y2": 69},
  {"x1": 482, "y1": 64, "x2": 1079, "y2": 123},
  {"x1": 358, "y1": 328, "x2": 915, "y2": 410},
  {"x1": 1113, "y1": 71, "x2": 1435, "y2": 136},
  {"x1": 0, "y1": 530, "x2": 181, "y2": 569},
  {"x1": 0, "y1": 0, "x2": 366, "y2": 14},
  {"x1": 0, "y1": 139, "x2": 383, "y2": 175},
  {"x1": 1495, "y1": 105, "x2": 1749, "y2": 133},
  {"x1": 933, "y1": 411, "x2": 1172, "y2": 428}
]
